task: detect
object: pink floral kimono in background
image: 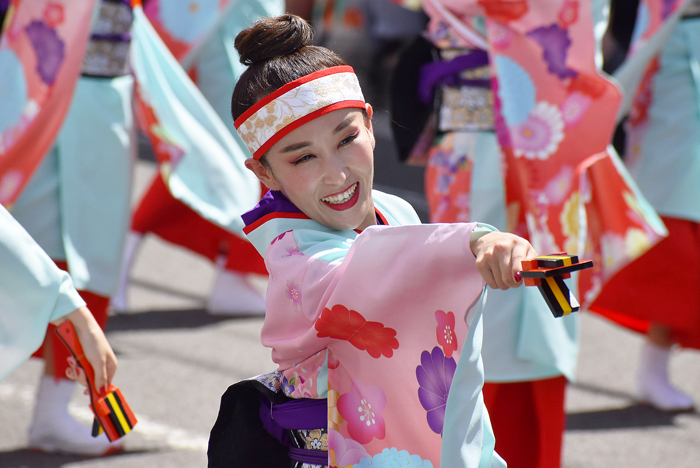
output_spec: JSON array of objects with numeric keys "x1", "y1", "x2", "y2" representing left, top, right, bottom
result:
[
  {"x1": 416, "y1": 0, "x2": 671, "y2": 307},
  {"x1": 0, "y1": 0, "x2": 97, "y2": 207},
  {"x1": 209, "y1": 189, "x2": 504, "y2": 467}
]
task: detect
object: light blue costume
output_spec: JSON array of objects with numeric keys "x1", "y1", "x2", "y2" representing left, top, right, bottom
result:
[
  {"x1": 10, "y1": 0, "x2": 134, "y2": 297},
  {"x1": 624, "y1": 11, "x2": 700, "y2": 222},
  {"x1": 0, "y1": 205, "x2": 85, "y2": 382}
]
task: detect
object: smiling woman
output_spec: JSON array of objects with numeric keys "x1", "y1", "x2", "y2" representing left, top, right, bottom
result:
[{"x1": 208, "y1": 14, "x2": 538, "y2": 468}]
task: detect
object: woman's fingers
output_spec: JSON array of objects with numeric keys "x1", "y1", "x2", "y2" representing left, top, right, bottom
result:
[{"x1": 472, "y1": 231, "x2": 538, "y2": 290}]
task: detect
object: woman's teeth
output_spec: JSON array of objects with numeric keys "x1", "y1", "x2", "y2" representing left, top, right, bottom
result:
[{"x1": 322, "y1": 183, "x2": 358, "y2": 204}]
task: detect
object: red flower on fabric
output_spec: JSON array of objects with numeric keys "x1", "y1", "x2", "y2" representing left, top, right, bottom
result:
[
  {"x1": 43, "y1": 3, "x2": 65, "y2": 28},
  {"x1": 478, "y1": 0, "x2": 529, "y2": 23},
  {"x1": 558, "y1": 0, "x2": 579, "y2": 28},
  {"x1": 435, "y1": 310, "x2": 458, "y2": 358},
  {"x1": 315, "y1": 305, "x2": 399, "y2": 358}
]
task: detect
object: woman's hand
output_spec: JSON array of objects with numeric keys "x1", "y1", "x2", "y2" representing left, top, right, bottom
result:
[
  {"x1": 470, "y1": 231, "x2": 537, "y2": 290},
  {"x1": 51, "y1": 306, "x2": 118, "y2": 393}
]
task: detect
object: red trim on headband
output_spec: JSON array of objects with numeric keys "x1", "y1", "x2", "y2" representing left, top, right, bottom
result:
[
  {"x1": 251, "y1": 100, "x2": 366, "y2": 159},
  {"x1": 243, "y1": 211, "x2": 311, "y2": 235},
  {"x1": 234, "y1": 65, "x2": 356, "y2": 129}
]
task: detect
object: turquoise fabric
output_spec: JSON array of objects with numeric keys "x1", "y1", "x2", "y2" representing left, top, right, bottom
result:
[
  {"x1": 627, "y1": 18, "x2": 700, "y2": 222},
  {"x1": 441, "y1": 289, "x2": 506, "y2": 468},
  {"x1": 0, "y1": 205, "x2": 85, "y2": 382},
  {"x1": 193, "y1": 0, "x2": 285, "y2": 136},
  {"x1": 11, "y1": 75, "x2": 134, "y2": 296},
  {"x1": 131, "y1": 8, "x2": 261, "y2": 236}
]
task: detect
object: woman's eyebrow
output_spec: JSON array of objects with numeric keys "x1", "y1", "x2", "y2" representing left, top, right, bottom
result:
[
  {"x1": 281, "y1": 141, "x2": 311, "y2": 153},
  {"x1": 333, "y1": 116, "x2": 356, "y2": 134}
]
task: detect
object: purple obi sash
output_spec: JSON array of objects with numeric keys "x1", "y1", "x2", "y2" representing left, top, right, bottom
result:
[
  {"x1": 259, "y1": 396, "x2": 328, "y2": 466},
  {"x1": 418, "y1": 49, "x2": 490, "y2": 104}
]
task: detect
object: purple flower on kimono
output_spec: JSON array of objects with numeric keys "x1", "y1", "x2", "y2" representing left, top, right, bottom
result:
[
  {"x1": 24, "y1": 21, "x2": 65, "y2": 85},
  {"x1": 526, "y1": 24, "x2": 577, "y2": 80},
  {"x1": 416, "y1": 347, "x2": 456, "y2": 436},
  {"x1": 281, "y1": 374, "x2": 296, "y2": 395},
  {"x1": 285, "y1": 279, "x2": 302, "y2": 312},
  {"x1": 337, "y1": 379, "x2": 386, "y2": 444},
  {"x1": 436, "y1": 173, "x2": 452, "y2": 194}
]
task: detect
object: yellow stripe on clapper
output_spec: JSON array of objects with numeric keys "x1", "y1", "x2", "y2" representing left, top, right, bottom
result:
[
  {"x1": 107, "y1": 392, "x2": 132, "y2": 435},
  {"x1": 545, "y1": 277, "x2": 573, "y2": 315}
]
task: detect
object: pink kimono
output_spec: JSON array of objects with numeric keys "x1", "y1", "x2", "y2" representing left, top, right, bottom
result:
[{"x1": 221, "y1": 189, "x2": 501, "y2": 467}]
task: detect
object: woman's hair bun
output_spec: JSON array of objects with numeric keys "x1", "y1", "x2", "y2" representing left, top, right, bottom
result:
[{"x1": 235, "y1": 14, "x2": 314, "y2": 66}]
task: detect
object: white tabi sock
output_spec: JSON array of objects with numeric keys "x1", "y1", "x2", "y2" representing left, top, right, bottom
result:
[{"x1": 637, "y1": 342, "x2": 694, "y2": 411}]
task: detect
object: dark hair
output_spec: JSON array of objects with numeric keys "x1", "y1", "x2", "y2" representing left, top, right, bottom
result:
[{"x1": 231, "y1": 14, "x2": 347, "y2": 121}]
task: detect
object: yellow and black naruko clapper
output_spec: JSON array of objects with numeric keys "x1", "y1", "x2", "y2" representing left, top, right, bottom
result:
[
  {"x1": 55, "y1": 321, "x2": 137, "y2": 442},
  {"x1": 520, "y1": 253, "x2": 594, "y2": 318}
]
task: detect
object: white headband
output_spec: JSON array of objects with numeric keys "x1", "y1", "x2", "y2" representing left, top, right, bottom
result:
[{"x1": 234, "y1": 65, "x2": 366, "y2": 159}]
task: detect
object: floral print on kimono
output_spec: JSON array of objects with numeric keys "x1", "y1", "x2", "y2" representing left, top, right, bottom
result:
[
  {"x1": 421, "y1": 0, "x2": 669, "y2": 307},
  {"x1": 248, "y1": 191, "x2": 491, "y2": 467}
]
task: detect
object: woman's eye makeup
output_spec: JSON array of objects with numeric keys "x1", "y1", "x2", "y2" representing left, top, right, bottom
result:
[
  {"x1": 340, "y1": 132, "x2": 359, "y2": 146},
  {"x1": 292, "y1": 154, "x2": 315, "y2": 165}
]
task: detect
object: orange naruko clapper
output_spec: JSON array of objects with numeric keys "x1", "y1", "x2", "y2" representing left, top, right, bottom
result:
[
  {"x1": 55, "y1": 321, "x2": 137, "y2": 442},
  {"x1": 520, "y1": 253, "x2": 594, "y2": 318}
]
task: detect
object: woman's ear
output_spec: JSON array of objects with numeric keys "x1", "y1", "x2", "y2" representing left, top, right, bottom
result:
[
  {"x1": 364, "y1": 103, "x2": 376, "y2": 149},
  {"x1": 245, "y1": 158, "x2": 280, "y2": 191}
]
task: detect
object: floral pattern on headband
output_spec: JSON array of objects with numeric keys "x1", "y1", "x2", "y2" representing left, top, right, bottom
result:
[{"x1": 237, "y1": 72, "x2": 364, "y2": 158}]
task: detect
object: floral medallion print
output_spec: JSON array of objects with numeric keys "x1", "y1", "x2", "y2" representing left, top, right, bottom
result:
[
  {"x1": 511, "y1": 102, "x2": 564, "y2": 160},
  {"x1": 558, "y1": 0, "x2": 579, "y2": 28},
  {"x1": 286, "y1": 279, "x2": 302, "y2": 312},
  {"x1": 526, "y1": 24, "x2": 577, "y2": 79},
  {"x1": 24, "y1": 20, "x2": 65, "y2": 85},
  {"x1": 43, "y1": 3, "x2": 65, "y2": 28},
  {"x1": 315, "y1": 304, "x2": 399, "y2": 359},
  {"x1": 303, "y1": 428, "x2": 328, "y2": 451},
  {"x1": 416, "y1": 347, "x2": 456, "y2": 436},
  {"x1": 337, "y1": 379, "x2": 386, "y2": 444},
  {"x1": 328, "y1": 429, "x2": 369, "y2": 468},
  {"x1": 435, "y1": 310, "x2": 458, "y2": 358},
  {"x1": 0, "y1": 170, "x2": 24, "y2": 206},
  {"x1": 478, "y1": 0, "x2": 529, "y2": 23},
  {"x1": 353, "y1": 447, "x2": 434, "y2": 467}
]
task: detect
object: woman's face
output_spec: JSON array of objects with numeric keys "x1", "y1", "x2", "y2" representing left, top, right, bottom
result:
[{"x1": 247, "y1": 106, "x2": 377, "y2": 232}]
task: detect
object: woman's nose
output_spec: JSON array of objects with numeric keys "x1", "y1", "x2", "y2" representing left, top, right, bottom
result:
[{"x1": 322, "y1": 154, "x2": 349, "y2": 185}]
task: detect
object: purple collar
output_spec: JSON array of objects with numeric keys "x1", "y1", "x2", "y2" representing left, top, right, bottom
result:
[{"x1": 241, "y1": 191, "x2": 304, "y2": 228}]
